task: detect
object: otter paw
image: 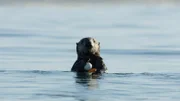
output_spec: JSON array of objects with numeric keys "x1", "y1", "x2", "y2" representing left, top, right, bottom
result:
[{"x1": 88, "y1": 68, "x2": 97, "y2": 73}]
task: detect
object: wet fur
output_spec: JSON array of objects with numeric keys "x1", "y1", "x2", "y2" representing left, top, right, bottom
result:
[{"x1": 71, "y1": 37, "x2": 107, "y2": 74}]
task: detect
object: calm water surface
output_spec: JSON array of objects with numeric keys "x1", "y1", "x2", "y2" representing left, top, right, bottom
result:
[{"x1": 0, "y1": 4, "x2": 180, "y2": 101}]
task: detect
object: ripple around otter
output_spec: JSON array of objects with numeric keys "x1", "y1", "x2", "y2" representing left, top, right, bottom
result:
[
  {"x1": 0, "y1": 70, "x2": 180, "y2": 100},
  {"x1": 1, "y1": 70, "x2": 180, "y2": 79}
]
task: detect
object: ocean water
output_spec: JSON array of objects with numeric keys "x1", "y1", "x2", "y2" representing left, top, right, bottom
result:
[{"x1": 0, "y1": 3, "x2": 180, "y2": 101}]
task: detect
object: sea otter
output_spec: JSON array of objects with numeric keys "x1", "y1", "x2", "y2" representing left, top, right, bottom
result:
[{"x1": 71, "y1": 37, "x2": 107, "y2": 74}]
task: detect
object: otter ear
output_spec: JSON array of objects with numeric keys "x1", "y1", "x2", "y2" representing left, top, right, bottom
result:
[{"x1": 76, "y1": 43, "x2": 78, "y2": 45}]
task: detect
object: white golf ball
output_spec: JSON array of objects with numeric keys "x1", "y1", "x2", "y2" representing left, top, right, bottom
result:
[{"x1": 84, "y1": 62, "x2": 92, "y2": 70}]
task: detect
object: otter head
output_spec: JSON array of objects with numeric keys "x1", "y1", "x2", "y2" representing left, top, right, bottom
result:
[{"x1": 76, "y1": 37, "x2": 100, "y2": 56}]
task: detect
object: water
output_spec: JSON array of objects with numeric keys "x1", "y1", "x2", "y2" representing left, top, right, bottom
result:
[{"x1": 0, "y1": 3, "x2": 180, "y2": 101}]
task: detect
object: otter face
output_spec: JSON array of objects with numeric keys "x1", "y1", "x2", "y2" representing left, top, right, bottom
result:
[{"x1": 76, "y1": 37, "x2": 100, "y2": 56}]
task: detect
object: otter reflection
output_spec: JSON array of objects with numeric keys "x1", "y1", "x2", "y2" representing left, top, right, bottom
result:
[{"x1": 75, "y1": 72, "x2": 101, "y2": 89}]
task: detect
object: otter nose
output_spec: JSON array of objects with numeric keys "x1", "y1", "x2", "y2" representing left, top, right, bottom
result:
[{"x1": 85, "y1": 41, "x2": 92, "y2": 48}]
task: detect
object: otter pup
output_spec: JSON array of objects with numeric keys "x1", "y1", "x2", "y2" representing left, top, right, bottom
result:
[{"x1": 71, "y1": 37, "x2": 107, "y2": 74}]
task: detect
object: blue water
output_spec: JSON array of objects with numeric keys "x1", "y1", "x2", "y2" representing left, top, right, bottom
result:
[{"x1": 0, "y1": 3, "x2": 180, "y2": 101}]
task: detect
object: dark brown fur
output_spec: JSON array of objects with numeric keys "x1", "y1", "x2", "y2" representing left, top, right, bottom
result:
[{"x1": 71, "y1": 37, "x2": 107, "y2": 74}]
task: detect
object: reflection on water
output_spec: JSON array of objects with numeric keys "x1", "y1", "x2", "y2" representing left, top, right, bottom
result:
[
  {"x1": 0, "y1": 70, "x2": 180, "y2": 101},
  {"x1": 75, "y1": 72, "x2": 100, "y2": 90}
]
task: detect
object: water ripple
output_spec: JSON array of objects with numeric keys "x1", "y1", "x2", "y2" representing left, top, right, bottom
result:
[
  {"x1": 76, "y1": 24, "x2": 155, "y2": 29},
  {"x1": 102, "y1": 49, "x2": 180, "y2": 56},
  {"x1": 1, "y1": 70, "x2": 180, "y2": 79},
  {"x1": 0, "y1": 33, "x2": 36, "y2": 37},
  {"x1": 35, "y1": 93, "x2": 76, "y2": 98}
]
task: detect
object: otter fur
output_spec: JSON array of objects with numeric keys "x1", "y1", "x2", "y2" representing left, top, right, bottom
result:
[{"x1": 71, "y1": 37, "x2": 107, "y2": 74}]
